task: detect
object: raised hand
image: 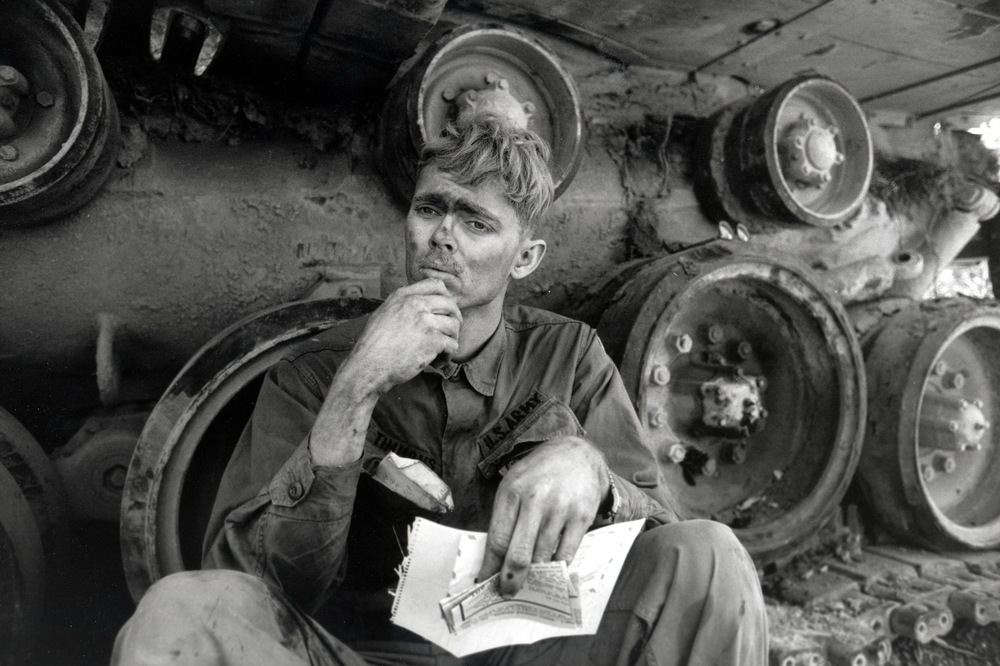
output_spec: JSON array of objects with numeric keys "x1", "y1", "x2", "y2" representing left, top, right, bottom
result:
[
  {"x1": 476, "y1": 435, "x2": 610, "y2": 597},
  {"x1": 310, "y1": 279, "x2": 460, "y2": 467}
]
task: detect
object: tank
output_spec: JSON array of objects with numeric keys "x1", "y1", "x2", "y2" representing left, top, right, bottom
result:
[{"x1": 2, "y1": 1, "x2": 1000, "y2": 664}]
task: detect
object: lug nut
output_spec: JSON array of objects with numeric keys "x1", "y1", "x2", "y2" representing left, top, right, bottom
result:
[
  {"x1": 0, "y1": 144, "x2": 18, "y2": 161},
  {"x1": 731, "y1": 444, "x2": 747, "y2": 464},
  {"x1": 755, "y1": 376, "x2": 768, "y2": 390},
  {"x1": 441, "y1": 88, "x2": 456, "y2": 101},
  {"x1": 650, "y1": 364, "x2": 671, "y2": 386},
  {"x1": 668, "y1": 443, "x2": 686, "y2": 464},
  {"x1": 921, "y1": 464, "x2": 936, "y2": 483},
  {"x1": 701, "y1": 458, "x2": 717, "y2": 477},
  {"x1": 522, "y1": 101, "x2": 535, "y2": 115},
  {"x1": 485, "y1": 72, "x2": 499, "y2": 84},
  {"x1": 648, "y1": 407, "x2": 667, "y2": 428},
  {"x1": 497, "y1": 79, "x2": 509, "y2": 90},
  {"x1": 36, "y1": 91, "x2": 54, "y2": 108},
  {"x1": 671, "y1": 333, "x2": 692, "y2": 353},
  {"x1": 943, "y1": 371, "x2": 966, "y2": 390},
  {"x1": 736, "y1": 341, "x2": 753, "y2": 359},
  {"x1": 707, "y1": 324, "x2": 724, "y2": 344},
  {"x1": 933, "y1": 360, "x2": 948, "y2": 376},
  {"x1": 934, "y1": 455, "x2": 956, "y2": 474},
  {"x1": 0, "y1": 66, "x2": 15, "y2": 83}
]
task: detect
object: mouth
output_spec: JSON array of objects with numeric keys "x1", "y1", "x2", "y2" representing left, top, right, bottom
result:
[{"x1": 419, "y1": 264, "x2": 456, "y2": 278}]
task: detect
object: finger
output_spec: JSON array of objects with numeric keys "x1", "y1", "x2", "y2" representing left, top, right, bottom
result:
[
  {"x1": 421, "y1": 294, "x2": 462, "y2": 321},
  {"x1": 428, "y1": 313, "x2": 461, "y2": 341},
  {"x1": 531, "y1": 514, "x2": 565, "y2": 564},
  {"x1": 478, "y1": 488, "x2": 519, "y2": 584},
  {"x1": 498, "y1": 503, "x2": 544, "y2": 598},
  {"x1": 552, "y1": 515, "x2": 590, "y2": 565}
]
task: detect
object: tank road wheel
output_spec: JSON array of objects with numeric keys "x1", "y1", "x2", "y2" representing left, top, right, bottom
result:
[
  {"x1": 378, "y1": 23, "x2": 583, "y2": 202},
  {"x1": 120, "y1": 298, "x2": 379, "y2": 601},
  {"x1": 696, "y1": 77, "x2": 872, "y2": 228},
  {"x1": 860, "y1": 298, "x2": 1000, "y2": 550},
  {"x1": 581, "y1": 242, "x2": 866, "y2": 564},
  {"x1": 0, "y1": 0, "x2": 121, "y2": 227},
  {"x1": 0, "y1": 406, "x2": 68, "y2": 558},
  {"x1": 0, "y1": 463, "x2": 45, "y2": 665}
]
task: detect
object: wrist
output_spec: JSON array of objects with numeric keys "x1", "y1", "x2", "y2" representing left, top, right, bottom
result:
[{"x1": 596, "y1": 465, "x2": 621, "y2": 524}]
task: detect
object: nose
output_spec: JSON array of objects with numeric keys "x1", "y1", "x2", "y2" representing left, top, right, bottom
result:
[{"x1": 430, "y1": 214, "x2": 457, "y2": 252}]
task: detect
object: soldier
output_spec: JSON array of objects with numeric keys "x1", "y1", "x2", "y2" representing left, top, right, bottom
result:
[{"x1": 113, "y1": 119, "x2": 767, "y2": 665}]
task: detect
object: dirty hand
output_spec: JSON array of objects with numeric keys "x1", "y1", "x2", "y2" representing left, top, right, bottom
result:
[
  {"x1": 342, "y1": 278, "x2": 462, "y2": 395},
  {"x1": 477, "y1": 435, "x2": 609, "y2": 598}
]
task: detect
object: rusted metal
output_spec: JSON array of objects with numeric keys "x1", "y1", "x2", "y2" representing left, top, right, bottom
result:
[
  {"x1": 0, "y1": 405, "x2": 68, "y2": 558},
  {"x1": 568, "y1": 241, "x2": 865, "y2": 564},
  {"x1": 120, "y1": 297, "x2": 379, "y2": 601},
  {"x1": 695, "y1": 77, "x2": 872, "y2": 228},
  {"x1": 0, "y1": 0, "x2": 120, "y2": 226},
  {"x1": 860, "y1": 298, "x2": 1000, "y2": 550},
  {"x1": 378, "y1": 23, "x2": 583, "y2": 202}
]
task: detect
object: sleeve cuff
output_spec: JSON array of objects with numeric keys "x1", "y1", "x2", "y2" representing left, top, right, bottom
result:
[{"x1": 268, "y1": 438, "x2": 362, "y2": 508}]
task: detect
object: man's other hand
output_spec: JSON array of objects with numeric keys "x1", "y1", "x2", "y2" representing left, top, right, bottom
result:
[
  {"x1": 477, "y1": 436, "x2": 609, "y2": 598},
  {"x1": 343, "y1": 279, "x2": 461, "y2": 395}
]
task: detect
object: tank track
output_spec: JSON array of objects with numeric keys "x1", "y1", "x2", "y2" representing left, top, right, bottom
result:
[{"x1": 764, "y1": 529, "x2": 1000, "y2": 665}]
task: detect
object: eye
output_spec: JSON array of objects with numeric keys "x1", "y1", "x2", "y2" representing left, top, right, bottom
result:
[
  {"x1": 466, "y1": 219, "x2": 491, "y2": 232},
  {"x1": 415, "y1": 205, "x2": 438, "y2": 216}
]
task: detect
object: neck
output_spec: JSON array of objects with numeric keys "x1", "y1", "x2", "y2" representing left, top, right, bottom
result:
[{"x1": 454, "y1": 297, "x2": 504, "y2": 362}]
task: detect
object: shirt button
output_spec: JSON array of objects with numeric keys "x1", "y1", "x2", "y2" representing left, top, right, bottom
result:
[{"x1": 287, "y1": 482, "x2": 303, "y2": 500}]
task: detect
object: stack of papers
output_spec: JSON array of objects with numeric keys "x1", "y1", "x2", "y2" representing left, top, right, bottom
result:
[{"x1": 391, "y1": 518, "x2": 644, "y2": 657}]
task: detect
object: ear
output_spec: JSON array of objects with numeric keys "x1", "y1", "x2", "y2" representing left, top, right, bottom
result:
[{"x1": 510, "y1": 238, "x2": 547, "y2": 281}]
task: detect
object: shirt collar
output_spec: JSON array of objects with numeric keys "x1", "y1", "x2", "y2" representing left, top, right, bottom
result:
[{"x1": 425, "y1": 315, "x2": 506, "y2": 397}]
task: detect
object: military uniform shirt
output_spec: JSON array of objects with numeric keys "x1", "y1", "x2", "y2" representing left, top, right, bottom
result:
[{"x1": 203, "y1": 304, "x2": 678, "y2": 642}]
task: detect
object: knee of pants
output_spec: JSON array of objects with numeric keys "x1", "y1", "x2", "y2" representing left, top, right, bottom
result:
[
  {"x1": 640, "y1": 519, "x2": 747, "y2": 562},
  {"x1": 137, "y1": 569, "x2": 274, "y2": 622}
]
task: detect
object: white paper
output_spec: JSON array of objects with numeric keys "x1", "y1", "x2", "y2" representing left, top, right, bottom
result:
[{"x1": 390, "y1": 518, "x2": 644, "y2": 657}]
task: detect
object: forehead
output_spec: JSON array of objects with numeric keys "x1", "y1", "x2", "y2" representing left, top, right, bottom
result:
[{"x1": 412, "y1": 166, "x2": 519, "y2": 226}]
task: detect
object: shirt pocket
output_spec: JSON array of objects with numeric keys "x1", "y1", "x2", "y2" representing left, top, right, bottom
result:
[{"x1": 476, "y1": 393, "x2": 585, "y2": 479}]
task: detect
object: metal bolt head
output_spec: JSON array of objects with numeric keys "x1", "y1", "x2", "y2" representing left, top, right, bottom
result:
[
  {"x1": 933, "y1": 360, "x2": 948, "y2": 376},
  {"x1": 485, "y1": 72, "x2": 499, "y2": 84},
  {"x1": 731, "y1": 444, "x2": 747, "y2": 464},
  {"x1": 651, "y1": 364, "x2": 671, "y2": 386},
  {"x1": 522, "y1": 101, "x2": 535, "y2": 115},
  {"x1": 648, "y1": 407, "x2": 667, "y2": 428},
  {"x1": 498, "y1": 79, "x2": 509, "y2": 90},
  {"x1": 707, "y1": 324, "x2": 724, "y2": 344},
  {"x1": 736, "y1": 340, "x2": 753, "y2": 359},
  {"x1": 442, "y1": 88, "x2": 456, "y2": 102},
  {"x1": 103, "y1": 464, "x2": 128, "y2": 491},
  {"x1": 668, "y1": 443, "x2": 686, "y2": 464},
  {"x1": 36, "y1": 91, "x2": 54, "y2": 108},
  {"x1": 701, "y1": 458, "x2": 717, "y2": 477},
  {"x1": 0, "y1": 144, "x2": 18, "y2": 161},
  {"x1": 466, "y1": 90, "x2": 478, "y2": 101},
  {"x1": 672, "y1": 333, "x2": 692, "y2": 354},
  {"x1": 921, "y1": 464, "x2": 936, "y2": 483},
  {"x1": 0, "y1": 66, "x2": 15, "y2": 83}
]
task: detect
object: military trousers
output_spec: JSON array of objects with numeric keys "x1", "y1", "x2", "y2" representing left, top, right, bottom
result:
[{"x1": 112, "y1": 519, "x2": 767, "y2": 666}]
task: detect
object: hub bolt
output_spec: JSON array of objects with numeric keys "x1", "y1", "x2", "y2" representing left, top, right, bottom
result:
[
  {"x1": 736, "y1": 341, "x2": 753, "y2": 360},
  {"x1": 650, "y1": 364, "x2": 671, "y2": 386},
  {"x1": 731, "y1": 444, "x2": 747, "y2": 464},
  {"x1": 671, "y1": 333, "x2": 692, "y2": 354},
  {"x1": 921, "y1": 464, "x2": 936, "y2": 483},
  {"x1": 36, "y1": 91, "x2": 54, "y2": 108},
  {"x1": 943, "y1": 371, "x2": 966, "y2": 390},
  {"x1": 0, "y1": 66, "x2": 16, "y2": 83},
  {"x1": 442, "y1": 88, "x2": 457, "y2": 101},
  {"x1": 0, "y1": 144, "x2": 18, "y2": 161},
  {"x1": 648, "y1": 407, "x2": 667, "y2": 428},
  {"x1": 933, "y1": 455, "x2": 957, "y2": 474},
  {"x1": 932, "y1": 360, "x2": 948, "y2": 376},
  {"x1": 707, "y1": 324, "x2": 724, "y2": 344},
  {"x1": 667, "y1": 443, "x2": 686, "y2": 464},
  {"x1": 701, "y1": 458, "x2": 717, "y2": 477},
  {"x1": 485, "y1": 72, "x2": 499, "y2": 84}
]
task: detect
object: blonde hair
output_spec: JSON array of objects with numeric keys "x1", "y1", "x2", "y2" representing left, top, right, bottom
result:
[{"x1": 418, "y1": 120, "x2": 554, "y2": 231}]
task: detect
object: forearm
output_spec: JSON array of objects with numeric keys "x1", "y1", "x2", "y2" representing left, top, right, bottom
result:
[{"x1": 309, "y1": 358, "x2": 381, "y2": 467}]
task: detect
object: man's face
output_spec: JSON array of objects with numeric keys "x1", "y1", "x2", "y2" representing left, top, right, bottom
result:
[{"x1": 405, "y1": 166, "x2": 534, "y2": 311}]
